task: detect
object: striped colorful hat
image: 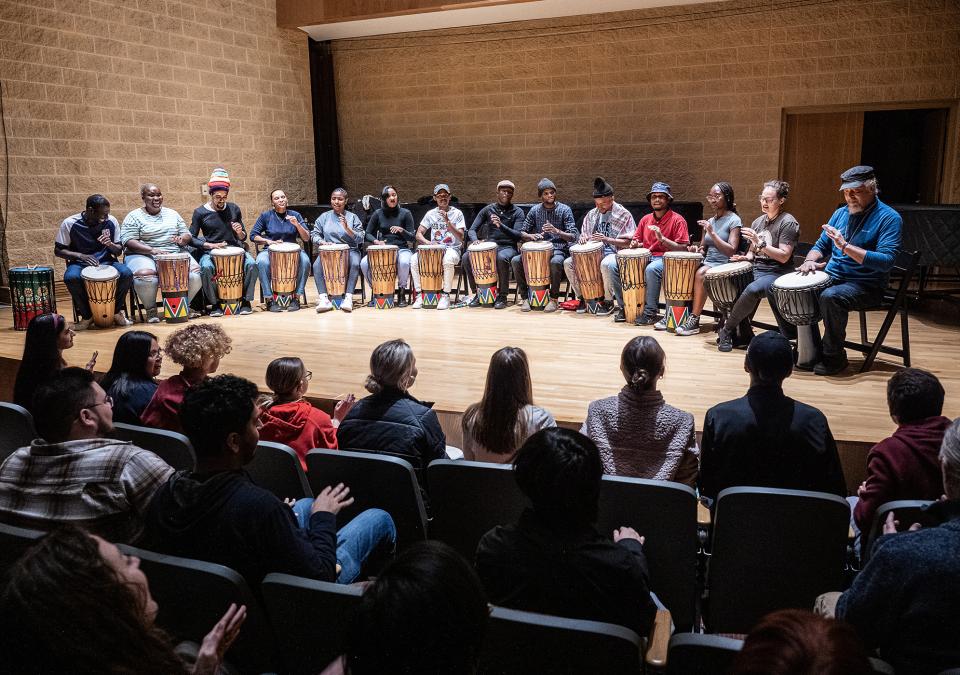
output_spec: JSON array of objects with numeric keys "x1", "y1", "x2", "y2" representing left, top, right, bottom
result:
[{"x1": 208, "y1": 166, "x2": 230, "y2": 193}]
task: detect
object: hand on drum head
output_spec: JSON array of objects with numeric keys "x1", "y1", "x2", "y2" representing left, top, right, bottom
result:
[
  {"x1": 373, "y1": 239, "x2": 386, "y2": 246},
  {"x1": 79, "y1": 254, "x2": 100, "y2": 267},
  {"x1": 729, "y1": 254, "x2": 749, "y2": 263},
  {"x1": 590, "y1": 232, "x2": 605, "y2": 242},
  {"x1": 796, "y1": 259, "x2": 826, "y2": 275}
]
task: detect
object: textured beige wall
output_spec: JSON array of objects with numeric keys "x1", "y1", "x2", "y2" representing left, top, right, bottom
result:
[
  {"x1": 0, "y1": 0, "x2": 315, "y2": 273},
  {"x1": 332, "y1": 0, "x2": 960, "y2": 205}
]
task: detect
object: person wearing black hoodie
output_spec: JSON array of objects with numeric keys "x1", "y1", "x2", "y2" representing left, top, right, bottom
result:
[
  {"x1": 142, "y1": 374, "x2": 396, "y2": 587},
  {"x1": 360, "y1": 185, "x2": 416, "y2": 307},
  {"x1": 463, "y1": 179, "x2": 526, "y2": 309}
]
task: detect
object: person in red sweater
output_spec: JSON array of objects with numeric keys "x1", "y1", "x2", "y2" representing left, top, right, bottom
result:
[
  {"x1": 258, "y1": 357, "x2": 355, "y2": 470},
  {"x1": 853, "y1": 368, "x2": 950, "y2": 533},
  {"x1": 140, "y1": 323, "x2": 232, "y2": 433}
]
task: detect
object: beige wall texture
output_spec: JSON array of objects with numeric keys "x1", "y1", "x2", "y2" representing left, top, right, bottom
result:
[
  {"x1": 332, "y1": 0, "x2": 960, "y2": 206},
  {"x1": 0, "y1": 0, "x2": 315, "y2": 273}
]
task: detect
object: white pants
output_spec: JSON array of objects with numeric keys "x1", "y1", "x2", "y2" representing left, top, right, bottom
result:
[
  {"x1": 563, "y1": 253, "x2": 615, "y2": 301},
  {"x1": 410, "y1": 247, "x2": 461, "y2": 294},
  {"x1": 125, "y1": 254, "x2": 202, "y2": 310}
]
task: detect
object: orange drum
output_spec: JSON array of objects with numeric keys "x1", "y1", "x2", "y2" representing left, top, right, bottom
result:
[
  {"x1": 521, "y1": 241, "x2": 553, "y2": 310},
  {"x1": 80, "y1": 265, "x2": 119, "y2": 328},
  {"x1": 570, "y1": 241, "x2": 605, "y2": 314},
  {"x1": 268, "y1": 242, "x2": 301, "y2": 308},
  {"x1": 210, "y1": 246, "x2": 245, "y2": 315},
  {"x1": 663, "y1": 251, "x2": 702, "y2": 332},
  {"x1": 417, "y1": 244, "x2": 445, "y2": 309},
  {"x1": 317, "y1": 243, "x2": 349, "y2": 309},
  {"x1": 616, "y1": 247, "x2": 651, "y2": 325},
  {"x1": 155, "y1": 252, "x2": 192, "y2": 323},
  {"x1": 367, "y1": 244, "x2": 398, "y2": 309},
  {"x1": 468, "y1": 241, "x2": 498, "y2": 306}
]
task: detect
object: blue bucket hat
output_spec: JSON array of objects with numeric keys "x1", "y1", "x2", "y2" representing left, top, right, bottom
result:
[{"x1": 646, "y1": 181, "x2": 673, "y2": 201}]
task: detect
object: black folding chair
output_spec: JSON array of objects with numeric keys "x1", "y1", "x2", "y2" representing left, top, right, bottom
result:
[
  {"x1": 112, "y1": 421, "x2": 196, "y2": 471},
  {"x1": 666, "y1": 633, "x2": 743, "y2": 675},
  {"x1": 861, "y1": 499, "x2": 933, "y2": 565},
  {"x1": 247, "y1": 441, "x2": 313, "y2": 500},
  {"x1": 0, "y1": 402, "x2": 36, "y2": 463},
  {"x1": 0, "y1": 522, "x2": 44, "y2": 579}
]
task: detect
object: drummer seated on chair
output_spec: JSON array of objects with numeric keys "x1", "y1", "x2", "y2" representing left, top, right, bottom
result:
[
  {"x1": 563, "y1": 176, "x2": 635, "y2": 316},
  {"x1": 189, "y1": 167, "x2": 257, "y2": 317},
  {"x1": 55, "y1": 194, "x2": 133, "y2": 329},
  {"x1": 511, "y1": 178, "x2": 577, "y2": 314},
  {"x1": 311, "y1": 187, "x2": 365, "y2": 313},
  {"x1": 410, "y1": 183, "x2": 465, "y2": 311},
  {"x1": 785, "y1": 166, "x2": 903, "y2": 376},
  {"x1": 121, "y1": 183, "x2": 202, "y2": 324},
  {"x1": 251, "y1": 188, "x2": 311, "y2": 313},
  {"x1": 360, "y1": 185, "x2": 417, "y2": 307},
  {"x1": 463, "y1": 179, "x2": 526, "y2": 310},
  {"x1": 624, "y1": 181, "x2": 690, "y2": 326}
]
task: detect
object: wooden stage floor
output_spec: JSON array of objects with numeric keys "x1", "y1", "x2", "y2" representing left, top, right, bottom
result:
[{"x1": 1, "y1": 297, "x2": 958, "y2": 447}]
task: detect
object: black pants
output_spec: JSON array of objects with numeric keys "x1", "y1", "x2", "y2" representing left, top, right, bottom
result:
[
  {"x1": 511, "y1": 251, "x2": 566, "y2": 299},
  {"x1": 462, "y1": 245, "x2": 518, "y2": 296}
]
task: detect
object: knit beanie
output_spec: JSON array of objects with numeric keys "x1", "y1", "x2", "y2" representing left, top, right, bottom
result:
[
  {"x1": 593, "y1": 177, "x2": 614, "y2": 198},
  {"x1": 208, "y1": 167, "x2": 230, "y2": 193},
  {"x1": 538, "y1": 178, "x2": 556, "y2": 195}
]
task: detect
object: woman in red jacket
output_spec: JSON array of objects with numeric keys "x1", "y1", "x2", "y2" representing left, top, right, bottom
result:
[{"x1": 258, "y1": 357, "x2": 355, "y2": 469}]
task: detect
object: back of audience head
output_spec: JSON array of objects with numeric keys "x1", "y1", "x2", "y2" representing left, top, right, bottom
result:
[
  {"x1": 744, "y1": 330, "x2": 794, "y2": 385},
  {"x1": 514, "y1": 428, "x2": 602, "y2": 526},
  {"x1": 33, "y1": 367, "x2": 111, "y2": 443},
  {"x1": 264, "y1": 356, "x2": 307, "y2": 400},
  {"x1": 620, "y1": 336, "x2": 665, "y2": 392},
  {"x1": 940, "y1": 418, "x2": 960, "y2": 500},
  {"x1": 0, "y1": 525, "x2": 184, "y2": 674},
  {"x1": 364, "y1": 338, "x2": 416, "y2": 394},
  {"x1": 467, "y1": 346, "x2": 534, "y2": 456},
  {"x1": 101, "y1": 330, "x2": 161, "y2": 391},
  {"x1": 730, "y1": 609, "x2": 872, "y2": 675},
  {"x1": 887, "y1": 368, "x2": 944, "y2": 424},
  {"x1": 163, "y1": 323, "x2": 231, "y2": 373},
  {"x1": 344, "y1": 540, "x2": 488, "y2": 675},
  {"x1": 181, "y1": 374, "x2": 260, "y2": 464},
  {"x1": 14, "y1": 313, "x2": 70, "y2": 409}
]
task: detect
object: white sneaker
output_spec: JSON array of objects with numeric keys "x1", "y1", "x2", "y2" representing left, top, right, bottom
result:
[
  {"x1": 675, "y1": 315, "x2": 701, "y2": 336},
  {"x1": 73, "y1": 318, "x2": 92, "y2": 331},
  {"x1": 437, "y1": 294, "x2": 450, "y2": 310},
  {"x1": 316, "y1": 294, "x2": 333, "y2": 313},
  {"x1": 654, "y1": 317, "x2": 668, "y2": 331},
  {"x1": 146, "y1": 308, "x2": 160, "y2": 324},
  {"x1": 114, "y1": 311, "x2": 133, "y2": 327},
  {"x1": 412, "y1": 293, "x2": 423, "y2": 309},
  {"x1": 341, "y1": 295, "x2": 353, "y2": 313}
]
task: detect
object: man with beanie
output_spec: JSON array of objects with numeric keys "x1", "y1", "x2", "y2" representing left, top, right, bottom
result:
[
  {"x1": 698, "y1": 330, "x2": 845, "y2": 503},
  {"x1": 464, "y1": 180, "x2": 525, "y2": 309},
  {"x1": 410, "y1": 183, "x2": 465, "y2": 310},
  {"x1": 190, "y1": 167, "x2": 258, "y2": 316},
  {"x1": 563, "y1": 177, "x2": 635, "y2": 315},
  {"x1": 628, "y1": 182, "x2": 690, "y2": 326},
  {"x1": 510, "y1": 178, "x2": 577, "y2": 313}
]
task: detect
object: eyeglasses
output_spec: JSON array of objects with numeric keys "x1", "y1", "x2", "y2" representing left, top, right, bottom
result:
[
  {"x1": 87, "y1": 395, "x2": 113, "y2": 410},
  {"x1": 759, "y1": 196, "x2": 779, "y2": 204},
  {"x1": 304, "y1": 371, "x2": 312, "y2": 381}
]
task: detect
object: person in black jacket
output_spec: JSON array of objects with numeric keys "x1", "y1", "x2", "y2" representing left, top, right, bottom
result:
[
  {"x1": 360, "y1": 186, "x2": 416, "y2": 307},
  {"x1": 337, "y1": 339, "x2": 447, "y2": 467},
  {"x1": 699, "y1": 330, "x2": 846, "y2": 504},
  {"x1": 142, "y1": 374, "x2": 396, "y2": 587},
  {"x1": 475, "y1": 427, "x2": 658, "y2": 637},
  {"x1": 463, "y1": 179, "x2": 526, "y2": 309}
]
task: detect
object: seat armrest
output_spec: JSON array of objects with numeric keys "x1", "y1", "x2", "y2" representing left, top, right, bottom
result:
[{"x1": 644, "y1": 608, "x2": 672, "y2": 669}]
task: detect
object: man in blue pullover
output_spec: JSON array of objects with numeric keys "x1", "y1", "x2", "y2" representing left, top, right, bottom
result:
[{"x1": 787, "y1": 165, "x2": 902, "y2": 376}]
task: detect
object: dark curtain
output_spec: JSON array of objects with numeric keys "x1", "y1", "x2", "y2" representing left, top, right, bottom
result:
[{"x1": 308, "y1": 38, "x2": 342, "y2": 202}]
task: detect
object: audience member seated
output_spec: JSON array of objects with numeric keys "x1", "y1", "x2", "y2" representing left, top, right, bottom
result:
[
  {"x1": 143, "y1": 374, "x2": 396, "y2": 586},
  {"x1": 0, "y1": 368, "x2": 173, "y2": 542},
  {"x1": 101, "y1": 330, "x2": 163, "y2": 425},
  {"x1": 581, "y1": 336, "x2": 698, "y2": 485},
  {"x1": 337, "y1": 339, "x2": 447, "y2": 465},
  {"x1": 258, "y1": 356, "x2": 355, "y2": 470},
  {"x1": 324, "y1": 541, "x2": 488, "y2": 675},
  {"x1": 476, "y1": 428, "x2": 658, "y2": 636},
  {"x1": 730, "y1": 609, "x2": 873, "y2": 675},
  {"x1": 461, "y1": 346, "x2": 556, "y2": 463},
  {"x1": 0, "y1": 525, "x2": 245, "y2": 675},
  {"x1": 852, "y1": 368, "x2": 951, "y2": 534},
  {"x1": 140, "y1": 323, "x2": 231, "y2": 433},
  {"x1": 13, "y1": 313, "x2": 95, "y2": 412},
  {"x1": 699, "y1": 330, "x2": 845, "y2": 503},
  {"x1": 822, "y1": 417, "x2": 960, "y2": 674}
]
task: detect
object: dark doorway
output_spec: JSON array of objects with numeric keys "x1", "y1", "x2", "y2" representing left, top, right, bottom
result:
[{"x1": 861, "y1": 108, "x2": 948, "y2": 205}]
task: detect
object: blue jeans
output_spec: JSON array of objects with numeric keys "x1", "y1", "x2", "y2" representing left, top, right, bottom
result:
[
  {"x1": 292, "y1": 500, "x2": 396, "y2": 584},
  {"x1": 255, "y1": 249, "x2": 309, "y2": 298},
  {"x1": 726, "y1": 269, "x2": 788, "y2": 334},
  {"x1": 199, "y1": 252, "x2": 258, "y2": 305},
  {"x1": 313, "y1": 248, "x2": 361, "y2": 296},
  {"x1": 64, "y1": 262, "x2": 133, "y2": 319},
  {"x1": 637, "y1": 256, "x2": 665, "y2": 315},
  {"x1": 817, "y1": 281, "x2": 884, "y2": 361}
]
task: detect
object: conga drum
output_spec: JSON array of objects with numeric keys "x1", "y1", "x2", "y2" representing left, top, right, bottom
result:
[
  {"x1": 569, "y1": 242, "x2": 605, "y2": 314},
  {"x1": 521, "y1": 241, "x2": 553, "y2": 310},
  {"x1": 772, "y1": 271, "x2": 832, "y2": 370},
  {"x1": 268, "y1": 242, "x2": 301, "y2": 309},
  {"x1": 210, "y1": 246, "x2": 245, "y2": 315},
  {"x1": 9, "y1": 266, "x2": 56, "y2": 331},
  {"x1": 417, "y1": 244, "x2": 445, "y2": 309},
  {"x1": 317, "y1": 243, "x2": 350, "y2": 309},
  {"x1": 617, "y1": 247, "x2": 651, "y2": 325},
  {"x1": 155, "y1": 252, "x2": 192, "y2": 323},
  {"x1": 367, "y1": 244, "x2": 399, "y2": 309},
  {"x1": 80, "y1": 265, "x2": 119, "y2": 328},
  {"x1": 468, "y1": 241, "x2": 498, "y2": 306},
  {"x1": 704, "y1": 260, "x2": 753, "y2": 329},
  {"x1": 663, "y1": 251, "x2": 703, "y2": 332}
]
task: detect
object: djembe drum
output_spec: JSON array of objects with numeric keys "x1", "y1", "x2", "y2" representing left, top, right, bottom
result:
[
  {"x1": 468, "y1": 241, "x2": 498, "y2": 306},
  {"x1": 570, "y1": 241, "x2": 605, "y2": 314},
  {"x1": 317, "y1": 243, "x2": 349, "y2": 309},
  {"x1": 417, "y1": 244, "x2": 445, "y2": 309},
  {"x1": 663, "y1": 251, "x2": 703, "y2": 332},
  {"x1": 617, "y1": 247, "x2": 651, "y2": 325},
  {"x1": 269, "y1": 242, "x2": 301, "y2": 309},
  {"x1": 704, "y1": 261, "x2": 753, "y2": 330},
  {"x1": 367, "y1": 244, "x2": 399, "y2": 309},
  {"x1": 9, "y1": 266, "x2": 56, "y2": 331},
  {"x1": 81, "y1": 265, "x2": 119, "y2": 328},
  {"x1": 155, "y1": 252, "x2": 192, "y2": 323},
  {"x1": 772, "y1": 271, "x2": 833, "y2": 370},
  {"x1": 210, "y1": 246, "x2": 245, "y2": 315},
  {"x1": 521, "y1": 241, "x2": 553, "y2": 310}
]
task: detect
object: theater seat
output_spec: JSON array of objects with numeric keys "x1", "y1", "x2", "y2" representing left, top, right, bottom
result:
[
  {"x1": 861, "y1": 499, "x2": 934, "y2": 566},
  {"x1": 665, "y1": 633, "x2": 743, "y2": 675},
  {"x1": 0, "y1": 522, "x2": 44, "y2": 578},
  {"x1": 0, "y1": 402, "x2": 35, "y2": 463},
  {"x1": 247, "y1": 441, "x2": 313, "y2": 501},
  {"x1": 112, "y1": 422, "x2": 196, "y2": 471}
]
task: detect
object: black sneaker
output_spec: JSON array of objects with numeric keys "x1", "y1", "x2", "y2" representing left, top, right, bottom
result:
[
  {"x1": 576, "y1": 300, "x2": 586, "y2": 314},
  {"x1": 814, "y1": 354, "x2": 849, "y2": 376},
  {"x1": 595, "y1": 301, "x2": 614, "y2": 316},
  {"x1": 717, "y1": 330, "x2": 734, "y2": 353},
  {"x1": 367, "y1": 298, "x2": 375, "y2": 308},
  {"x1": 613, "y1": 308, "x2": 626, "y2": 323},
  {"x1": 635, "y1": 312, "x2": 659, "y2": 326},
  {"x1": 288, "y1": 299, "x2": 301, "y2": 311},
  {"x1": 397, "y1": 292, "x2": 408, "y2": 308},
  {"x1": 210, "y1": 305, "x2": 224, "y2": 318},
  {"x1": 268, "y1": 301, "x2": 282, "y2": 313},
  {"x1": 468, "y1": 295, "x2": 480, "y2": 308},
  {"x1": 238, "y1": 302, "x2": 253, "y2": 315},
  {"x1": 493, "y1": 298, "x2": 507, "y2": 309}
]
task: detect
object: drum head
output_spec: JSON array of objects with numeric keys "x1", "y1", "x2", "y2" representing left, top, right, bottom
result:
[
  {"x1": 155, "y1": 252, "x2": 191, "y2": 262},
  {"x1": 10, "y1": 266, "x2": 54, "y2": 273},
  {"x1": 211, "y1": 246, "x2": 244, "y2": 257},
  {"x1": 468, "y1": 241, "x2": 497, "y2": 252},
  {"x1": 367, "y1": 244, "x2": 398, "y2": 251},
  {"x1": 269, "y1": 242, "x2": 300, "y2": 253},
  {"x1": 570, "y1": 241, "x2": 603, "y2": 254},
  {"x1": 80, "y1": 265, "x2": 119, "y2": 281},
  {"x1": 664, "y1": 251, "x2": 703, "y2": 260},
  {"x1": 318, "y1": 243, "x2": 349, "y2": 252},
  {"x1": 618, "y1": 247, "x2": 651, "y2": 258},
  {"x1": 521, "y1": 241, "x2": 553, "y2": 252},
  {"x1": 705, "y1": 261, "x2": 752, "y2": 277},
  {"x1": 418, "y1": 244, "x2": 445, "y2": 251},
  {"x1": 773, "y1": 270, "x2": 831, "y2": 289}
]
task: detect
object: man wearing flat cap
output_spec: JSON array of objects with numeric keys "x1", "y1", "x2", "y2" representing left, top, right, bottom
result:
[
  {"x1": 464, "y1": 180, "x2": 526, "y2": 309},
  {"x1": 788, "y1": 165, "x2": 902, "y2": 375},
  {"x1": 410, "y1": 183, "x2": 465, "y2": 310},
  {"x1": 511, "y1": 178, "x2": 578, "y2": 313}
]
